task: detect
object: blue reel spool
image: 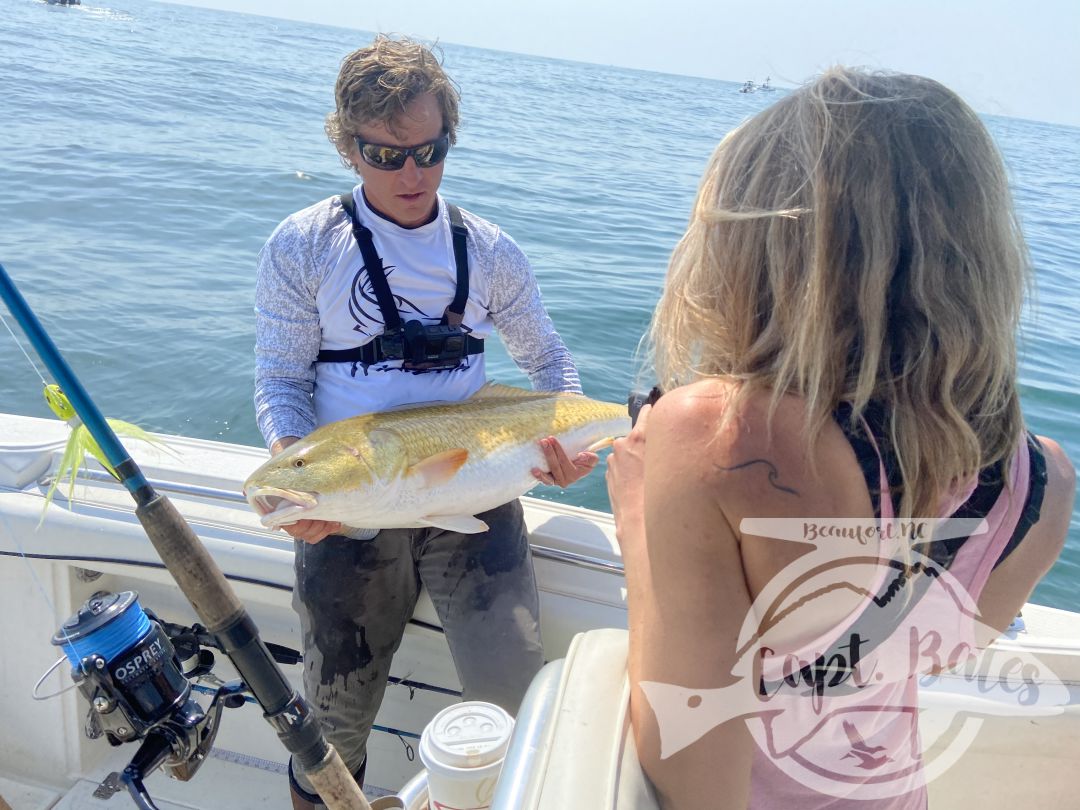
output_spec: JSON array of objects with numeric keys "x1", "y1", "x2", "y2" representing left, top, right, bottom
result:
[
  {"x1": 53, "y1": 590, "x2": 191, "y2": 733},
  {"x1": 53, "y1": 591, "x2": 151, "y2": 668}
]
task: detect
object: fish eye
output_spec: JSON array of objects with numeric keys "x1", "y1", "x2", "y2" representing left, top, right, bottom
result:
[{"x1": 293, "y1": 459, "x2": 305, "y2": 468}]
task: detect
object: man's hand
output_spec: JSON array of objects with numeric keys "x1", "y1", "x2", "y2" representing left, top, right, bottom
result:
[
  {"x1": 532, "y1": 436, "x2": 599, "y2": 488},
  {"x1": 269, "y1": 436, "x2": 342, "y2": 544},
  {"x1": 279, "y1": 518, "x2": 343, "y2": 544}
]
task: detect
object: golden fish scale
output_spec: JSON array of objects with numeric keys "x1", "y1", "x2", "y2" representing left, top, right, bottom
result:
[{"x1": 320, "y1": 394, "x2": 625, "y2": 466}]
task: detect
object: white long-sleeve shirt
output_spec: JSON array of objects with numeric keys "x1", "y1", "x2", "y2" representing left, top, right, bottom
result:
[{"x1": 254, "y1": 187, "x2": 581, "y2": 448}]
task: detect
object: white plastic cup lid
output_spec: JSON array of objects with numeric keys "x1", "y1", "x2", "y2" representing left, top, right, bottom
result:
[{"x1": 420, "y1": 701, "x2": 515, "y2": 770}]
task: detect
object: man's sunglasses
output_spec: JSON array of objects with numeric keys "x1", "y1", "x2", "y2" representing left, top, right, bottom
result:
[{"x1": 354, "y1": 132, "x2": 450, "y2": 171}]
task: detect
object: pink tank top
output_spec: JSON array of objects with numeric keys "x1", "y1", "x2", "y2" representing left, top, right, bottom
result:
[{"x1": 747, "y1": 430, "x2": 1034, "y2": 809}]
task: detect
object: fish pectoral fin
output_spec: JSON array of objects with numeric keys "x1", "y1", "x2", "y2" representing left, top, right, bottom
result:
[
  {"x1": 406, "y1": 448, "x2": 469, "y2": 487},
  {"x1": 418, "y1": 514, "x2": 490, "y2": 534}
]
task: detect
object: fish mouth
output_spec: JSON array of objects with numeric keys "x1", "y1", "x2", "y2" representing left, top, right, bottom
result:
[{"x1": 244, "y1": 486, "x2": 319, "y2": 528}]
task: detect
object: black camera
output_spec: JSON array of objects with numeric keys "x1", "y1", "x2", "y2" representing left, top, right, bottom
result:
[
  {"x1": 379, "y1": 319, "x2": 468, "y2": 370},
  {"x1": 627, "y1": 386, "x2": 663, "y2": 427}
]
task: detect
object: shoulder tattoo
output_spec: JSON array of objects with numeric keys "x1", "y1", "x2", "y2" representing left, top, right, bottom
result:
[{"x1": 715, "y1": 459, "x2": 799, "y2": 496}]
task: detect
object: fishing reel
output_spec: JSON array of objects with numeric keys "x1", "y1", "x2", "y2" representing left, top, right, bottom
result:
[{"x1": 51, "y1": 590, "x2": 295, "y2": 808}]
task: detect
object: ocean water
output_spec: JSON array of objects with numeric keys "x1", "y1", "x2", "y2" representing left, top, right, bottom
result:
[{"x1": 1, "y1": 0, "x2": 1078, "y2": 609}]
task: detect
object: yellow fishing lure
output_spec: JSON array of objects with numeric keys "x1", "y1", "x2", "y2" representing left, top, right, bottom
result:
[{"x1": 41, "y1": 384, "x2": 169, "y2": 516}]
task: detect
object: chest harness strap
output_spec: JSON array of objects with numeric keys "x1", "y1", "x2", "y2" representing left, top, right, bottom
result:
[{"x1": 315, "y1": 193, "x2": 484, "y2": 366}]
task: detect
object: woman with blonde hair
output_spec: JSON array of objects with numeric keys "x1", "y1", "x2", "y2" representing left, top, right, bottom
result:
[{"x1": 607, "y1": 67, "x2": 1075, "y2": 809}]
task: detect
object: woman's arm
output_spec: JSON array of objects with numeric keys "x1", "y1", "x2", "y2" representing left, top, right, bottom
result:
[
  {"x1": 976, "y1": 435, "x2": 1075, "y2": 636},
  {"x1": 609, "y1": 388, "x2": 756, "y2": 809},
  {"x1": 608, "y1": 381, "x2": 876, "y2": 808}
]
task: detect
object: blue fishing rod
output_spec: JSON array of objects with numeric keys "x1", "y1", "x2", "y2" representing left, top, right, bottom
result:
[{"x1": 0, "y1": 263, "x2": 370, "y2": 810}]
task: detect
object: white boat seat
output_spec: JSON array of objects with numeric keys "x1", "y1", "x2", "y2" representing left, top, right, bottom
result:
[{"x1": 493, "y1": 628, "x2": 659, "y2": 810}]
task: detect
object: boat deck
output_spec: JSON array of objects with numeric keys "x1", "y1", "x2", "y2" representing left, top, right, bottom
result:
[{"x1": 2, "y1": 753, "x2": 289, "y2": 810}]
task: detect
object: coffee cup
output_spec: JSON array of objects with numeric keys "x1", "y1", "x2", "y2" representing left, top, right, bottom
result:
[{"x1": 418, "y1": 701, "x2": 514, "y2": 810}]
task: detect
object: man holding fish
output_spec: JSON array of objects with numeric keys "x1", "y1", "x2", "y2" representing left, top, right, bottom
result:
[{"x1": 252, "y1": 35, "x2": 602, "y2": 809}]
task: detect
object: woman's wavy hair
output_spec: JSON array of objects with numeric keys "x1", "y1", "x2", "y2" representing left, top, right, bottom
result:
[
  {"x1": 325, "y1": 35, "x2": 460, "y2": 169},
  {"x1": 650, "y1": 67, "x2": 1029, "y2": 520}
]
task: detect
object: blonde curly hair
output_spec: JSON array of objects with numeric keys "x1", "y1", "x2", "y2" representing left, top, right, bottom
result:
[{"x1": 325, "y1": 35, "x2": 460, "y2": 169}]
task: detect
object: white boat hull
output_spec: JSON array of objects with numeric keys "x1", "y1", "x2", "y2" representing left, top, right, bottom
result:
[{"x1": 1, "y1": 412, "x2": 1077, "y2": 808}]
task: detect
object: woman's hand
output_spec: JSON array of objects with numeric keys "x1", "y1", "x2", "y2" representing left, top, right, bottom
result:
[
  {"x1": 532, "y1": 436, "x2": 599, "y2": 487},
  {"x1": 606, "y1": 403, "x2": 651, "y2": 552}
]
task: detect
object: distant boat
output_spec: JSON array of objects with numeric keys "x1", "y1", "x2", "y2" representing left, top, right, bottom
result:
[
  {"x1": 740, "y1": 78, "x2": 777, "y2": 94},
  {"x1": 45, "y1": 0, "x2": 81, "y2": 5}
]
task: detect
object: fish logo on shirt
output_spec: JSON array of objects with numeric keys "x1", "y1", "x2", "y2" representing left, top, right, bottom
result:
[{"x1": 348, "y1": 263, "x2": 431, "y2": 338}]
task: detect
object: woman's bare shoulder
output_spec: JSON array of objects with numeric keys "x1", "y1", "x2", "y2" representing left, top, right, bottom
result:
[
  {"x1": 647, "y1": 380, "x2": 789, "y2": 462},
  {"x1": 646, "y1": 380, "x2": 869, "y2": 525}
]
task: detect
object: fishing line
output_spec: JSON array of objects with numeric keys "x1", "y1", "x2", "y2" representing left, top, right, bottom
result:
[
  {"x1": 0, "y1": 503, "x2": 83, "y2": 701},
  {"x1": 1, "y1": 303, "x2": 91, "y2": 685},
  {"x1": 0, "y1": 308, "x2": 50, "y2": 386},
  {"x1": 32, "y1": 655, "x2": 79, "y2": 701}
]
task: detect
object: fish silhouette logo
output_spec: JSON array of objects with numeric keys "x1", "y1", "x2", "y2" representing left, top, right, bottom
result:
[
  {"x1": 348, "y1": 262, "x2": 430, "y2": 338},
  {"x1": 639, "y1": 518, "x2": 1070, "y2": 800}
]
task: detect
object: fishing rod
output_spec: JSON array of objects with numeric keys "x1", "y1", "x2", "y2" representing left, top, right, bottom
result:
[{"x1": 0, "y1": 263, "x2": 371, "y2": 810}]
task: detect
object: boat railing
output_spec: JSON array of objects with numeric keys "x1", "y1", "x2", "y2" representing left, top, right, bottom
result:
[
  {"x1": 50, "y1": 465, "x2": 247, "y2": 504},
  {"x1": 38, "y1": 466, "x2": 629, "y2": 577}
]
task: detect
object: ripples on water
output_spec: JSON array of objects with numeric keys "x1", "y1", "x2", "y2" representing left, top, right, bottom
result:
[{"x1": 1, "y1": 0, "x2": 1078, "y2": 608}]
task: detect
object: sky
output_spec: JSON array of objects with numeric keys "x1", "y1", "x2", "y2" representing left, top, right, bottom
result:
[{"x1": 165, "y1": 0, "x2": 1080, "y2": 128}]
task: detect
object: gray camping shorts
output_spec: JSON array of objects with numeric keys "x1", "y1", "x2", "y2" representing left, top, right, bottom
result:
[{"x1": 289, "y1": 499, "x2": 544, "y2": 794}]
